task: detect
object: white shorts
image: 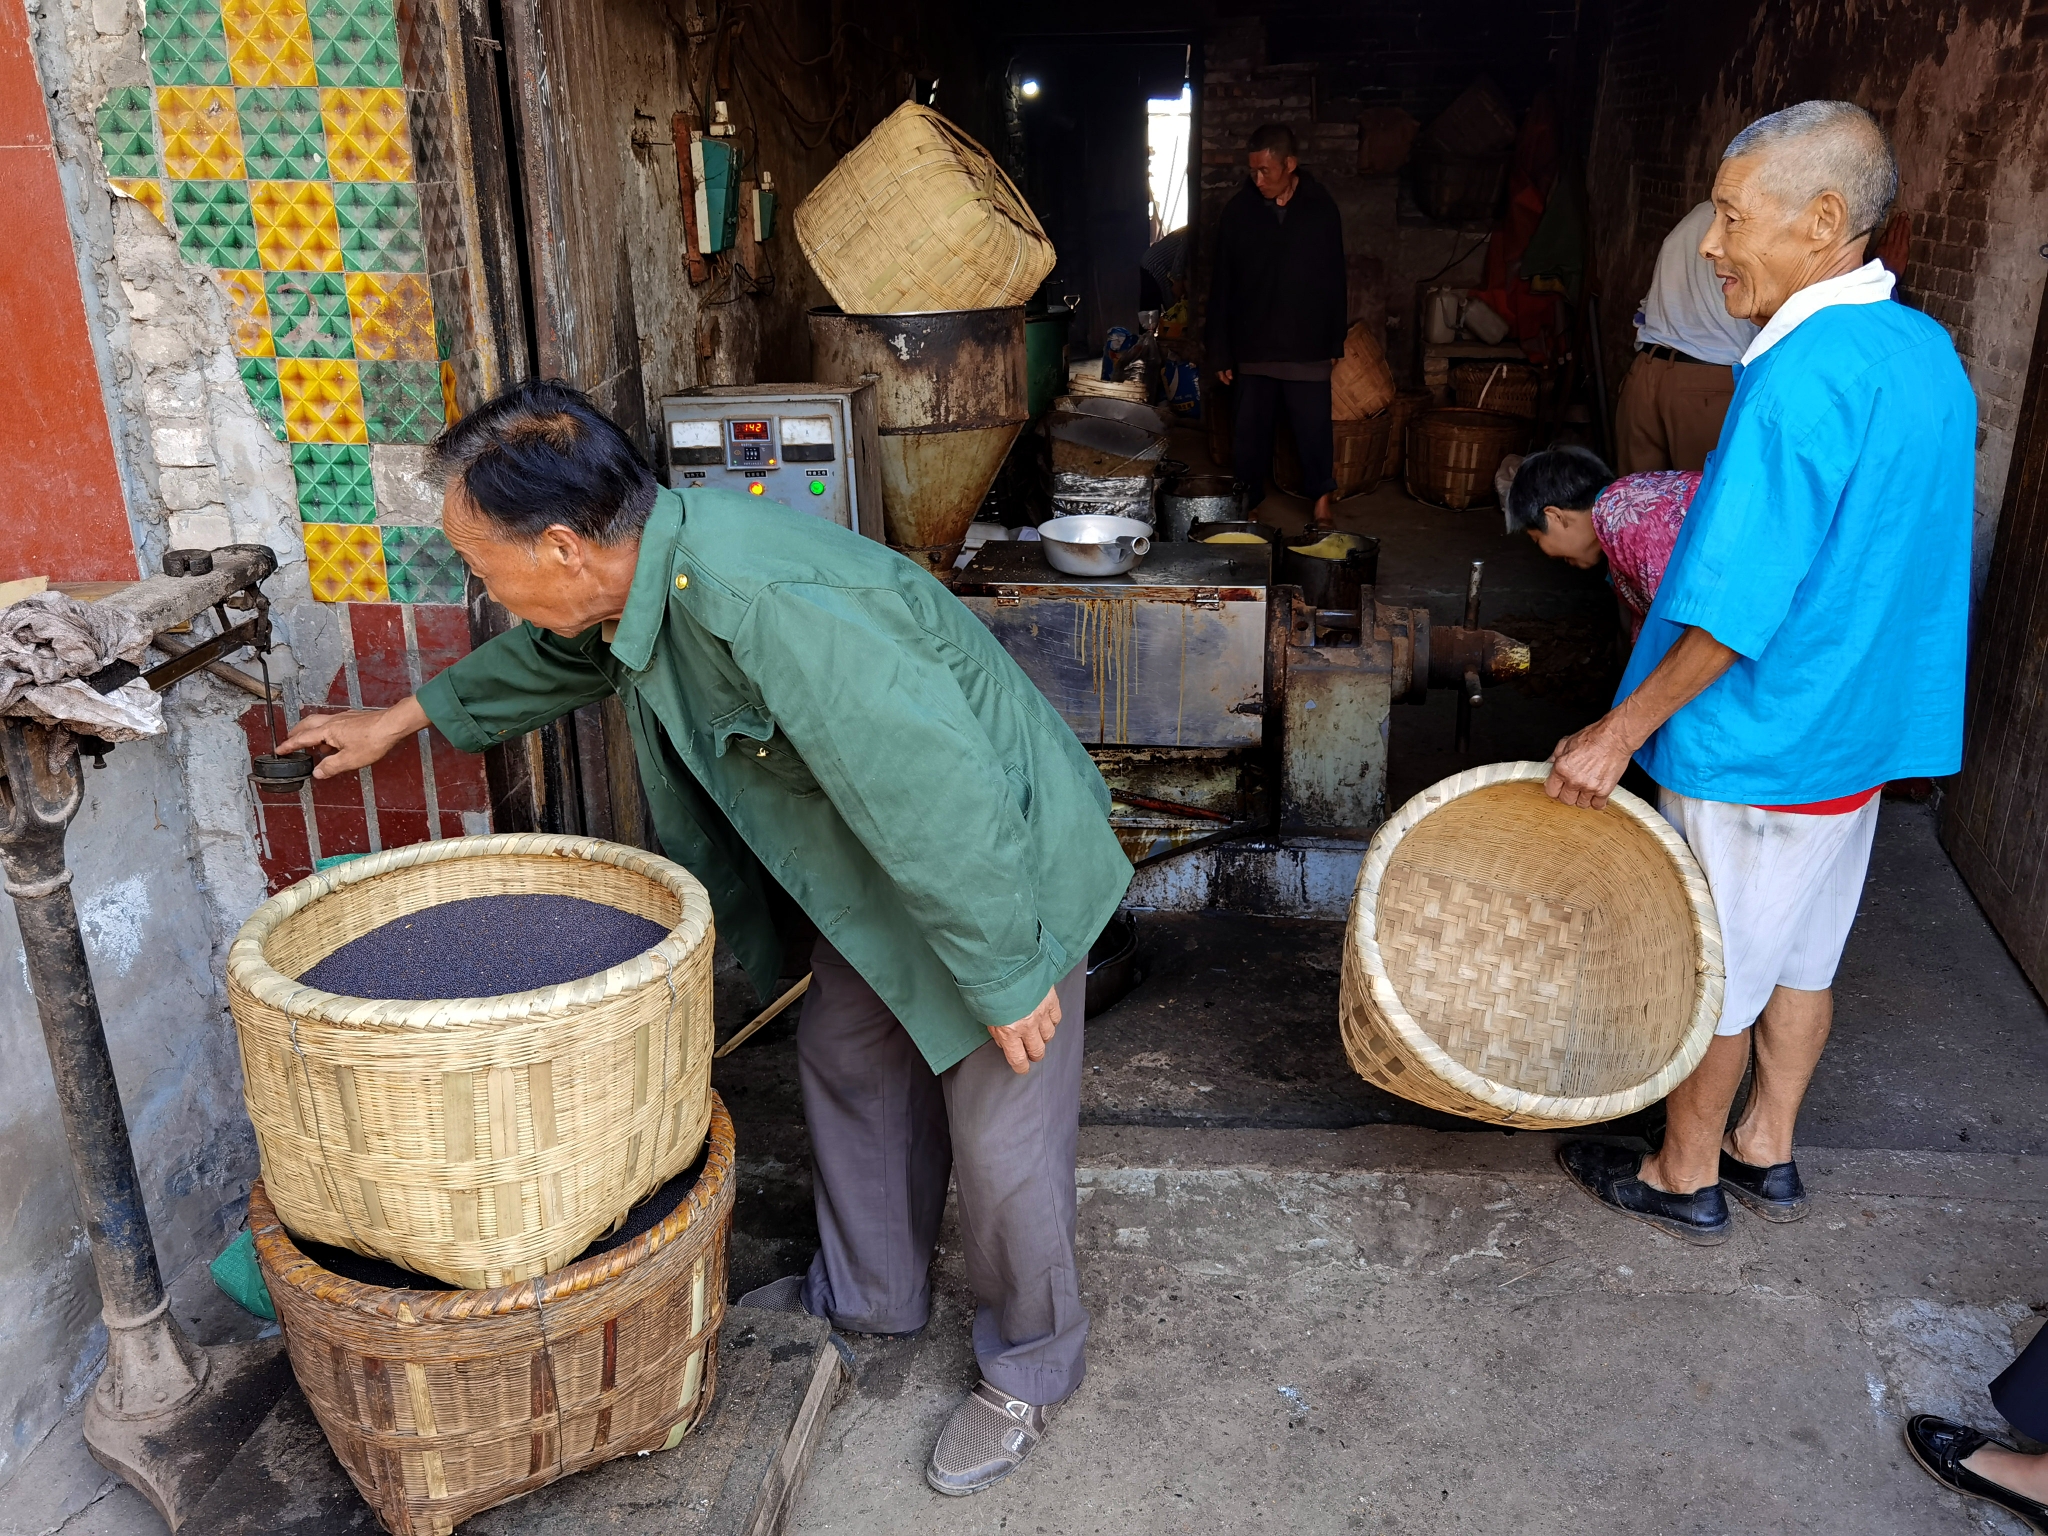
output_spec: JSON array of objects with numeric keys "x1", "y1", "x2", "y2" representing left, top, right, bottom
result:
[{"x1": 1658, "y1": 789, "x2": 1880, "y2": 1036}]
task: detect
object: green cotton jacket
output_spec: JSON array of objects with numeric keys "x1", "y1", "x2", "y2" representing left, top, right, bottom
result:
[{"x1": 416, "y1": 485, "x2": 1133, "y2": 1073}]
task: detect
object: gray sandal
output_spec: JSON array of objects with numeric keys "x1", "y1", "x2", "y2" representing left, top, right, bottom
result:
[{"x1": 926, "y1": 1380, "x2": 1053, "y2": 1496}]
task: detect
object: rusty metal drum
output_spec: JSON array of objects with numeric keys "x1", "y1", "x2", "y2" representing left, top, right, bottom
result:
[{"x1": 808, "y1": 305, "x2": 1029, "y2": 579}]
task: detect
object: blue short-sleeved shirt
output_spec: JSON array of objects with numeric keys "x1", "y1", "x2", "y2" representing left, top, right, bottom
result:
[{"x1": 1619, "y1": 299, "x2": 1974, "y2": 804}]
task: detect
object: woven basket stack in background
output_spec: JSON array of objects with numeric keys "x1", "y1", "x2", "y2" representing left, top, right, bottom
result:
[
  {"x1": 227, "y1": 834, "x2": 731, "y2": 1530},
  {"x1": 795, "y1": 102, "x2": 1055, "y2": 315}
]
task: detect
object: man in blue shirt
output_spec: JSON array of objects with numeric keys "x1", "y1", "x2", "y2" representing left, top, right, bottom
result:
[{"x1": 1549, "y1": 102, "x2": 1972, "y2": 1244}]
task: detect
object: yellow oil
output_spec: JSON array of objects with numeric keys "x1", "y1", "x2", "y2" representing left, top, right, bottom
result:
[
  {"x1": 1288, "y1": 532, "x2": 1371, "y2": 560},
  {"x1": 1201, "y1": 532, "x2": 1267, "y2": 544}
]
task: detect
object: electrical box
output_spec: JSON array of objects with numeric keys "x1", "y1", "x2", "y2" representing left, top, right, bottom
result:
[
  {"x1": 692, "y1": 136, "x2": 740, "y2": 255},
  {"x1": 658, "y1": 383, "x2": 885, "y2": 541}
]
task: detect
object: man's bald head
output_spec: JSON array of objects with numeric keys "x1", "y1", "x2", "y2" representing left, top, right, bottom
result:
[{"x1": 1722, "y1": 100, "x2": 1897, "y2": 238}]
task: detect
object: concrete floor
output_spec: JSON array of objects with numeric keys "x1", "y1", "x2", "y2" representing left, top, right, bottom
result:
[{"x1": 10, "y1": 474, "x2": 2047, "y2": 1534}]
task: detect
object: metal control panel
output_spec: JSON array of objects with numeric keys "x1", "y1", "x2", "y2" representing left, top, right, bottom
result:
[{"x1": 658, "y1": 383, "x2": 884, "y2": 541}]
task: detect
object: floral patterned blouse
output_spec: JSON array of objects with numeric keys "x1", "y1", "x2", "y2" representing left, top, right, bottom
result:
[{"x1": 1591, "y1": 470, "x2": 1702, "y2": 641}]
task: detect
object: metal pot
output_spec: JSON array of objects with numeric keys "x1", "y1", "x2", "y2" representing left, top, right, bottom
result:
[
  {"x1": 1187, "y1": 518, "x2": 1283, "y2": 553},
  {"x1": 1161, "y1": 475, "x2": 1244, "y2": 540},
  {"x1": 1037, "y1": 514, "x2": 1154, "y2": 577},
  {"x1": 1282, "y1": 531, "x2": 1381, "y2": 612}
]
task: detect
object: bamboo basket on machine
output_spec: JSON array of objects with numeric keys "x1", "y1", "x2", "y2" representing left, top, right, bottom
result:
[
  {"x1": 1406, "y1": 407, "x2": 1531, "y2": 509},
  {"x1": 227, "y1": 835, "x2": 716, "y2": 1292},
  {"x1": 249, "y1": 1094, "x2": 737, "y2": 1536},
  {"x1": 1340, "y1": 762, "x2": 1723, "y2": 1129},
  {"x1": 794, "y1": 101, "x2": 1056, "y2": 314},
  {"x1": 1452, "y1": 360, "x2": 1540, "y2": 418}
]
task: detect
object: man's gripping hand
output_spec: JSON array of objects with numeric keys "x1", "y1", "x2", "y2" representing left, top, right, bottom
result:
[
  {"x1": 1545, "y1": 714, "x2": 1636, "y2": 810},
  {"x1": 279, "y1": 696, "x2": 429, "y2": 779},
  {"x1": 988, "y1": 986, "x2": 1062, "y2": 1075}
]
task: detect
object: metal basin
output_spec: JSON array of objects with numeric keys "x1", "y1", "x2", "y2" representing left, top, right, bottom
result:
[{"x1": 1037, "y1": 514, "x2": 1154, "y2": 577}]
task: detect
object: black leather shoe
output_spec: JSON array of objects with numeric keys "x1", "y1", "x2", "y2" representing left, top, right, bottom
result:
[
  {"x1": 1557, "y1": 1140, "x2": 1731, "y2": 1245},
  {"x1": 1718, "y1": 1150, "x2": 1809, "y2": 1222},
  {"x1": 1905, "y1": 1415, "x2": 2048, "y2": 1534}
]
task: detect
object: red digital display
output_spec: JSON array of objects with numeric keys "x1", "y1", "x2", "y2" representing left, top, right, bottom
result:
[{"x1": 729, "y1": 420, "x2": 770, "y2": 440}]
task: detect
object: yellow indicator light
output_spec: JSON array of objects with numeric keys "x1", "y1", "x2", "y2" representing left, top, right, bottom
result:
[{"x1": 747, "y1": 482, "x2": 766, "y2": 495}]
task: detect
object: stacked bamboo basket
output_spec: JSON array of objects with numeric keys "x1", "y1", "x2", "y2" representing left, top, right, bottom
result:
[{"x1": 227, "y1": 835, "x2": 728, "y2": 1534}]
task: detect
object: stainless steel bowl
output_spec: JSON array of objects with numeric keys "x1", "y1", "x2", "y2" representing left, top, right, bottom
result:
[{"x1": 1037, "y1": 514, "x2": 1154, "y2": 577}]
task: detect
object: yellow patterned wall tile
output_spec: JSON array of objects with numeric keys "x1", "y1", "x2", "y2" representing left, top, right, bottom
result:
[
  {"x1": 320, "y1": 88, "x2": 412, "y2": 182},
  {"x1": 113, "y1": 179, "x2": 169, "y2": 225},
  {"x1": 344, "y1": 272, "x2": 436, "y2": 362},
  {"x1": 303, "y1": 523, "x2": 389, "y2": 603},
  {"x1": 279, "y1": 358, "x2": 368, "y2": 444},
  {"x1": 157, "y1": 86, "x2": 245, "y2": 182},
  {"x1": 440, "y1": 359, "x2": 459, "y2": 425},
  {"x1": 224, "y1": 0, "x2": 319, "y2": 89},
  {"x1": 251, "y1": 180, "x2": 342, "y2": 272},
  {"x1": 218, "y1": 269, "x2": 275, "y2": 358}
]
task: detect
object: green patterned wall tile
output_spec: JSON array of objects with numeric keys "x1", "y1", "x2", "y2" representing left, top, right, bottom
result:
[
  {"x1": 169, "y1": 179, "x2": 258, "y2": 268},
  {"x1": 238, "y1": 88, "x2": 328, "y2": 181},
  {"x1": 265, "y1": 271, "x2": 355, "y2": 359},
  {"x1": 238, "y1": 357, "x2": 287, "y2": 441},
  {"x1": 306, "y1": 0, "x2": 404, "y2": 89},
  {"x1": 333, "y1": 181, "x2": 423, "y2": 273},
  {"x1": 381, "y1": 525, "x2": 467, "y2": 604},
  {"x1": 359, "y1": 360, "x2": 442, "y2": 444},
  {"x1": 143, "y1": 0, "x2": 232, "y2": 87},
  {"x1": 290, "y1": 442, "x2": 376, "y2": 521},
  {"x1": 97, "y1": 87, "x2": 159, "y2": 178}
]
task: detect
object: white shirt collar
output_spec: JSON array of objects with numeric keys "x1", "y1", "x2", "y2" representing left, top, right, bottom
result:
[{"x1": 1739, "y1": 259, "x2": 1895, "y2": 366}]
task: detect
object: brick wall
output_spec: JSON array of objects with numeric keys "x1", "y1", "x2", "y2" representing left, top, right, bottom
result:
[{"x1": 1584, "y1": 0, "x2": 2048, "y2": 589}]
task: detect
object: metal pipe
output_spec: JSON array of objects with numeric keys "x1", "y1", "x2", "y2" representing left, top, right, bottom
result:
[
  {"x1": 1464, "y1": 559, "x2": 1484, "y2": 629},
  {"x1": 0, "y1": 723, "x2": 171, "y2": 1325}
]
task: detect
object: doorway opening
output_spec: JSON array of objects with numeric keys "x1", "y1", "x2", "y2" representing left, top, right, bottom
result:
[{"x1": 1147, "y1": 82, "x2": 1191, "y2": 240}]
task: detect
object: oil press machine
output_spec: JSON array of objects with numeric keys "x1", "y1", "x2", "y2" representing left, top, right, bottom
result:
[{"x1": 954, "y1": 535, "x2": 1529, "y2": 917}]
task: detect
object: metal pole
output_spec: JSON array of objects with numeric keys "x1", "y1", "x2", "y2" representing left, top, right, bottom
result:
[
  {"x1": 1455, "y1": 561, "x2": 1484, "y2": 754},
  {"x1": 1, "y1": 714, "x2": 286, "y2": 1528}
]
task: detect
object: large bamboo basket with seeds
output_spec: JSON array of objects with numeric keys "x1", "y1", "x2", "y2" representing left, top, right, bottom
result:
[
  {"x1": 1340, "y1": 763, "x2": 1723, "y2": 1128},
  {"x1": 228, "y1": 835, "x2": 715, "y2": 1291},
  {"x1": 250, "y1": 1093, "x2": 736, "y2": 1536},
  {"x1": 794, "y1": 101, "x2": 1056, "y2": 314}
]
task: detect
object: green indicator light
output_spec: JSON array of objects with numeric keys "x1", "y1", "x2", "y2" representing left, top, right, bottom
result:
[{"x1": 809, "y1": 480, "x2": 826, "y2": 495}]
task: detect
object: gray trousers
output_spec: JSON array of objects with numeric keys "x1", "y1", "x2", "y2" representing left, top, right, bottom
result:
[{"x1": 797, "y1": 938, "x2": 1089, "y2": 1405}]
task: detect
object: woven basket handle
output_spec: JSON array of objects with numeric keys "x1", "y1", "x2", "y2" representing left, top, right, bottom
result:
[
  {"x1": 921, "y1": 105, "x2": 1039, "y2": 232},
  {"x1": 1475, "y1": 363, "x2": 1506, "y2": 411}
]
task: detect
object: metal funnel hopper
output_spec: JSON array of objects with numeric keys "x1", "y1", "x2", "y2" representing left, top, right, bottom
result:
[{"x1": 808, "y1": 306, "x2": 1028, "y2": 578}]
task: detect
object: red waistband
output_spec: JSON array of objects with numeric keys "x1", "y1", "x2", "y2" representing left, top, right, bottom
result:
[{"x1": 1756, "y1": 786, "x2": 1883, "y2": 815}]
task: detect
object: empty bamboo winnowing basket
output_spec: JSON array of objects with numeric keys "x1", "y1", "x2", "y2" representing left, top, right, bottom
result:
[
  {"x1": 227, "y1": 835, "x2": 716, "y2": 1291},
  {"x1": 794, "y1": 101, "x2": 1056, "y2": 314},
  {"x1": 250, "y1": 1093, "x2": 736, "y2": 1536},
  {"x1": 1340, "y1": 763, "x2": 1723, "y2": 1129}
]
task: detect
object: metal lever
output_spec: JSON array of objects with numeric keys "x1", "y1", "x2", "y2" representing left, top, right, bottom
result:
[{"x1": 1455, "y1": 561, "x2": 1484, "y2": 754}]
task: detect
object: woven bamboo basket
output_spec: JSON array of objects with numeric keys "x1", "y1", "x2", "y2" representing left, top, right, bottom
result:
[
  {"x1": 1382, "y1": 387, "x2": 1432, "y2": 482},
  {"x1": 1339, "y1": 763, "x2": 1723, "y2": 1129},
  {"x1": 251, "y1": 1093, "x2": 736, "y2": 1536},
  {"x1": 1452, "y1": 360, "x2": 1540, "y2": 418},
  {"x1": 1405, "y1": 407, "x2": 1531, "y2": 510},
  {"x1": 794, "y1": 101, "x2": 1056, "y2": 315},
  {"x1": 1274, "y1": 412, "x2": 1390, "y2": 500},
  {"x1": 228, "y1": 835, "x2": 716, "y2": 1291}
]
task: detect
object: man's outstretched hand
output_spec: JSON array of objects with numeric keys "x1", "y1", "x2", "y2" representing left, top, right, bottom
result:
[
  {"x1": 278, "y1": 696, "x2": 429, "y2": 779},
  {"x1": 1545, "y1": 714, "x2": 1635, "y2": 810},
  {"x1": 988, "y1": 986, "x2": 1062, "y2": 1074}
]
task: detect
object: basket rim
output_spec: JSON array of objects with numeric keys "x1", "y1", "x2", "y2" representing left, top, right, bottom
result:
[
  {"x1": 1349, "y1": 761, "x2": 1725, "y2": 1124},
  {"x1": 225, "y1": 833, "x2": 714, "y2": 1027},
  {"x1": 249, "y1": 1093, "x2": 735, "y2": 1320}
]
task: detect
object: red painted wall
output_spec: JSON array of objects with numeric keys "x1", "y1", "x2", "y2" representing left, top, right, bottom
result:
[{"x1": 0, "y1": 3, "x2": 136, "y2": 583}]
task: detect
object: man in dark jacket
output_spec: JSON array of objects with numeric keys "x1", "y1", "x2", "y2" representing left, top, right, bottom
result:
[{"x1": 1206, "y1": 123, "x2": 1348, "y2": 528}]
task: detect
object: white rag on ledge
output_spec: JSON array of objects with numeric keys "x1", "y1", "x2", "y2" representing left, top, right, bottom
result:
[{"x1": 0, "y1": 592, "x2": 165, "y2": 741}]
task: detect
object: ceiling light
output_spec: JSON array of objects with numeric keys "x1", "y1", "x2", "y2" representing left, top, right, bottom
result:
[{"x1": 1019, "y1": 79, "x2": 1041, "y2": 99}]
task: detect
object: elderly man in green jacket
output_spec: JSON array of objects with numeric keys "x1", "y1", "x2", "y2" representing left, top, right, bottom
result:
[{"x1": 282, "y1": 380, "x2": 1132, "y2": 1496}]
